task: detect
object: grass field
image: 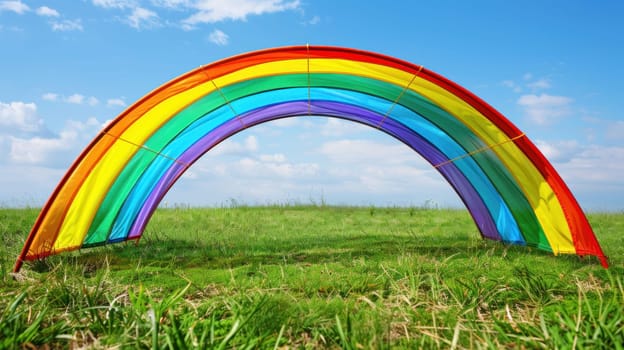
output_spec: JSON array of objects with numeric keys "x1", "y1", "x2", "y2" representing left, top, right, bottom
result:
[{"x1": 1, "y1": 205, "x2": 622, "y2": 349}]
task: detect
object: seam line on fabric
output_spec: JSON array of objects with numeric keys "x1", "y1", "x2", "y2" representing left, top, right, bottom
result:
[
  {"x1": 434, "y1": 133, "x2": 526, "y2": 168},
  {"x1": 210, "y1": 80, "x2": 246, "y2": 129},
  {"x1": 376, "y1": 65, "x2": 423, "y2": 130},
  {"x1": 102, "y1": 131, "x2": 190, "y2": 167},
  {"x1": 199, "y1": 65, "x2": 247, "y2": 129},
  {"x1": 306, "y1": 43, "x2": 312, "y2": 116}
]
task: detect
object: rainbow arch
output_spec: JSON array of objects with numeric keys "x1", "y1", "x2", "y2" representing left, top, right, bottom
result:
[{"x1": 14, "y1": 46, "x2": 608, "y2": 272}]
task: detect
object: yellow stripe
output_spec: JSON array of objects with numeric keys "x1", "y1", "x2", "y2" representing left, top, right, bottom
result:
[
  {"x1": 52, "y1": 80, "x2": 218, "y2": 250},
  {"x1": 404, "y1": 76, "x2": 574, "y2": 253},
  {"x1": 52, "y1": 58, "x2": 573, "y2": 253}
]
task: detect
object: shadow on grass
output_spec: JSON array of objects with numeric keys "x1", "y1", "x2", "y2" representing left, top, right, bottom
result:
[{"x1": 42, "y1": 231, "x2": 599, "y2": 275}]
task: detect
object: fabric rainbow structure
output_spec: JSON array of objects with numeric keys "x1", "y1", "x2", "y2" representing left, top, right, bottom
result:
[{"x1": 14, "y1": 45, "x2": 608, "y2": 272}]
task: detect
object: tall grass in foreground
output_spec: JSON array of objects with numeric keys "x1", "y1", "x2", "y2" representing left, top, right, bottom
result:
[{"x1": 1, "y1": 206, "x2": 622, "y2": 348}]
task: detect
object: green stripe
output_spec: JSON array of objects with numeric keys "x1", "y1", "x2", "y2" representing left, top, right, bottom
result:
[
  {"x1": 311, "y1": 74, "x2": 549, "y2": 249},
  {"x1": 84, "y1": 92, "x2": 230, "y2": 244},
  {"x1": 84, "y1": 73, "x2": 548, "y2": 249}
]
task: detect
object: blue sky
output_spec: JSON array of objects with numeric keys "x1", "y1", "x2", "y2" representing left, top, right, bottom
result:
[{"x1": 1, "y1": 0, "x2": 623, "y2": 210}]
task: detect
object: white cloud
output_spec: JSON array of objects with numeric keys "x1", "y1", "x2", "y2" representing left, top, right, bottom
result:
[
  {"x1": 155, "y1": 129, "x2": 466, "y2": 207},
  {"x1": 0, "y1": 0, "x2": 29, "y2": 14},
  {"x1": 182, "y1": 0, "x2": 301, "y2": 26},
  {"x1": 606, "y1": 121, "x2": 624, "y2": 142},
  {"x1": 107, "y1": 98, "x2": 127, "y2": 107},
  {"x1": 0, "y1": 102, "x2": 103, "y2": 178},
  {"x1": 8, "y1": 117, "x2": 102, "y2": 167},
  {"x1": 503, "y1": 75, "x2": 552, "y2": 94},
  {"x1": 0, "y1": 101, "x2": 43, "y2": 134},
  {"x1": 92, "y1": 0, "x2": 136, "y2": 9},
  {"x1": 526, "y1": 78, "x2": 551, "y2": 90},
  {"x1": 0, "y1": 24, "x2": 23, "y2": 32},
  {"x1": 51, "y1": 19, "x2": 83, "y2": 31},
  {"x1": 208, "y1": 29, "x2": 229, "y2": 45},
  {"x1": 527, "y1": 139, "x2": 624, "y2": 209},
  {"x1": 36, "y1": 6, "x2": 60, "y2": 17},
  {"x1": 535, "y1": 139, "x2": 580, "y2": 163},
  {"x1": 87, "y1": 96, "x2": 100, "y2": 106},
  {"x1": 319, "y1": 139, "x2": 414, "y2": 165},
  {"x1": 151, "y1": 0, "x2": 191, "y2": 8},
  {"x1": 0, "y1": 163, "x2": 65, "y2": 206},
  {"x1": 306, "y1": 15, "x2": 320, "y2": 25},
  {"x1": 65, "y1": 94, "x2": 85, "y2": 104},
  {"x1": 269, "y1": 117, "x2": 299, "y2": 127},
  {"x1": 42, "y1": 92, "x2": 58, "y2": 101},
  {"x1": 209, "y1": 135, "x2": 259, "y2": 156},
  {"x1": 517, "y1": 93, "x2": 573, "y2": 125},
  {"x1": 313, "y1": 138, "x2": 455, "y2": 194},
  {"x1": 320, "y1": 118, "x2": 369, "y2": 137},
  {"x1": 93, "y1": 0, "x2": 300, "y2": 30},
  {"x1": 502, "y1": 80, "x2": 522, "y2": 93},
  {"x1": 245, "y1": 134, "x2": 258, "y2": 151},
  {"x1": 355, "y1": 165, "x2": 432, "y2": 193},
  {"x1": 259, "y1": 153, "x2": 286, "y2": 162},
  {"x1": 236, "y1": 155, "x2": 318, "y2": 178},
  {"x1": 558, "y1": 145, "x2": 624, "y2": 183},
  {"x1": 10, "y1": 135, "x2": 73, "y2": 164},
  {"x1": 195, "y1": 134, "x2": 324, "y2": 192},
  {"x1": 313, "y1": 138, "x2": 451, "y2": 199},
  {"x1": 127, "y1": 6, "x2": 160, "y2": 29},
  {"x1": 63, "y1": 94, "x2": 98, "y2": 105},
  {"x1": 45, "y1": 93, "x2": 101, "y2": 105},
  {"x1": 550, "y1": 144, "x2": 624, "y2": 204}
]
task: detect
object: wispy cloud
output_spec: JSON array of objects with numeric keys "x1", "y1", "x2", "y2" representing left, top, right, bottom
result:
[
  {"x1": 93, "y1": 1, "x2": 161, "y2": 29},
  {"x1": 302, "y1": 15, "x2": 319, "y2": 25},
  {"x1": 61, "y1": 94, "x2": 99, "y2": 105},
  {"x1": 516, "y1": 138, "x2": 624, "y2": 209},
  {"x1": 36, "y1": 6, "x2": 60, "y2": 17},
  {"x1": 51, "y1": 19, "x2": 83, "y2": 31},
  {"x1": 91, "y1": 0, "x2": 301, "y2": 30},
  {"x1": 42, "y1": 92, "x2": 104, "y2": 106},
  {"x1": 517, "y1": 93, "x2": 573, "y2": 125},
  {"x1": 503, "y1": 73, "x2": 553, "y2": 94},
  {"x1": 319, "y1": 139, "x2": 415, "y2": 166},
  {"x1": 319, "y1": 118, "x2": 369, "y2": 137},
  {"x1": 65, "y1": 94, "x2": 85, "y2": 104},
  {"x1": 127, "y1": 6, "x2": 160, "y2": 29},
  {"x1": 92, "y1": 0, "x2": 136, "y2": 9},
  {"x1": 537, "y1": 140, "x2": 624, "y2": 186},
  {"x1": 151, "y1": 0, "x2": 191, "y2": 8},
  {"x1": 236, "y1": 154, "x2": 319, "y2": 178},
  {"x1": 182, "y1": 0, "x2": 301, "y2": 27},
  {"x1": 42, "y1": 93, "x2": 59, "y2": 102},
  {"x1": 87, "y1": 96, "x2": 99, "y2": 106},
  {"x1": 209, "y1": 135, "x2": 259, "y2": 156},
  {"x1": 0, "y1": 0, "x2": 29, "y2": 14},
  {"x1": 208, "y1": 29, "x2": 229, "y2": 45},
  {"x1": 527, "y1": 78, "x2": 551, "y2": 90},
  {"x1": 107, "y1": 98, "x2": 127, "y2": 107},
  {"x1": 606, "y1": 121, "x2": 624, "y2": 142},
  {"x1": 501, "y1": 80, "x2": 522, "y2": 93},
  {"x1": 534, "y1": 139, "x2": 580, "y2": 163},
  {"x1": 315, "y1": 138, "x2": 445, "y2": 196}
]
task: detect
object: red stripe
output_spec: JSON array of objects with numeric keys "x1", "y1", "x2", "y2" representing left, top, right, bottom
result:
[{"x1": 14, "y1": 45, "x2": 607, "y2": 271}]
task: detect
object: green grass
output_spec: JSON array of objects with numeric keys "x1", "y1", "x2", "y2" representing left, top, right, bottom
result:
[{"x1": 1, "y1": 205, "x2": 622, "y2": 349}]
